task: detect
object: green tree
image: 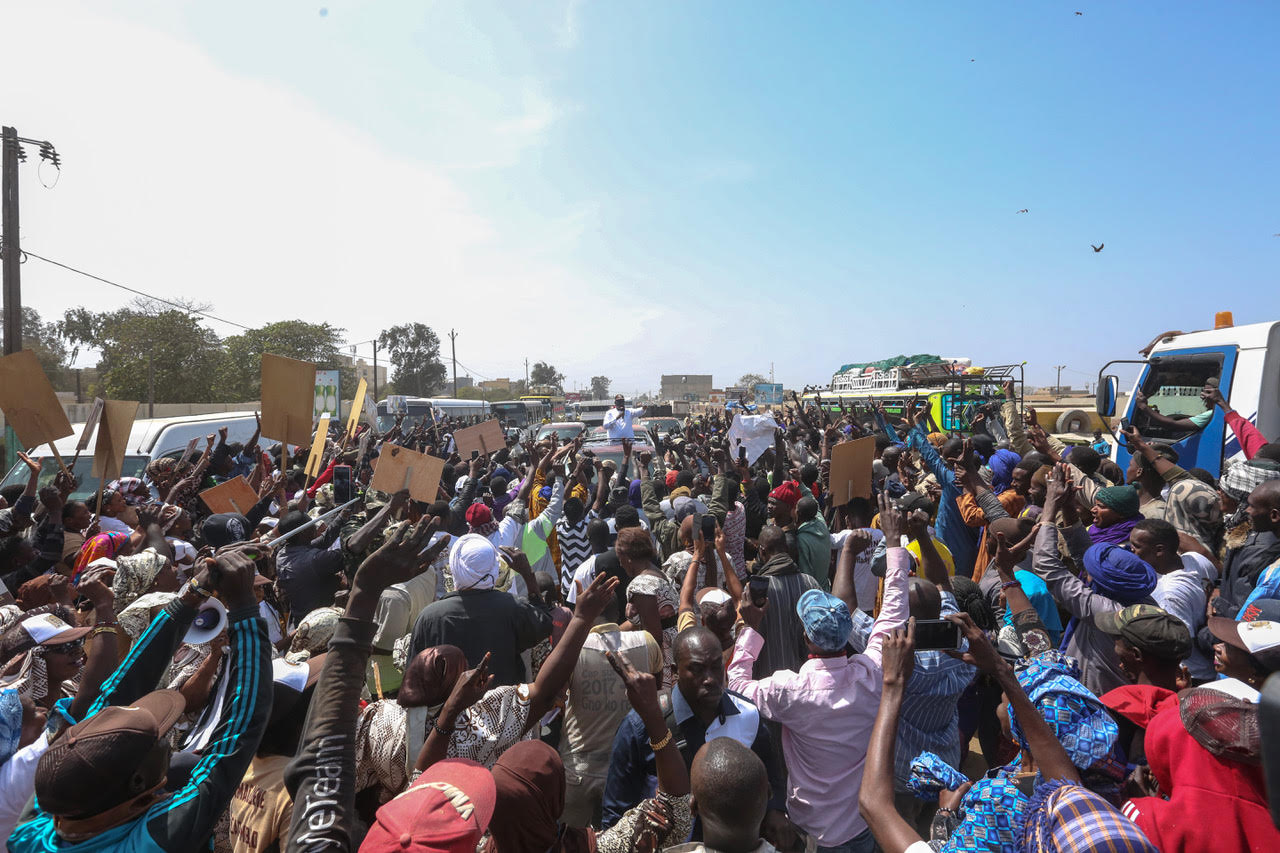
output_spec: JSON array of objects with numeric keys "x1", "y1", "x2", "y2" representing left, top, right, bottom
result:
[
  {"x1": 1, "y1": 307, "x2": 72, "y2": 389},
  {"x1": 60, "y1": 299, "x2": 228, "y2": 402},
  {"x1": 218, "y1": 320, "x2": 350, "y2": 401},
  {"x1": 530, "y1": 361, "x2": 565, "y2": 392},
  {"x1": 590, "y1": 375, "x2": 611, "y2": 399},
  {"x1": 377, "y1": 323, "x2": 447, "y2": 397},
  {"x1": 737, "y1": 373, "x2": 768, "y2": 389}
]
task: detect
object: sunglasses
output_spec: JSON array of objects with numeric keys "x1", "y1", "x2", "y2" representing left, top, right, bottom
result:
[{"x1": 46, "y1": 639, "x2": 84, "y2": 656}]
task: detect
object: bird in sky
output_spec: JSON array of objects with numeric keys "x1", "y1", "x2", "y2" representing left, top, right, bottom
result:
[
  {"x1": 1092, "y1": 243, "x2": 1104, "y2": 252},
  {"x1": 1076, "y1": 11, "x2": 1084, "y2": 15},
  {"x1": 1016, "y1": 208, "x2": 1029, "y2": 214}
]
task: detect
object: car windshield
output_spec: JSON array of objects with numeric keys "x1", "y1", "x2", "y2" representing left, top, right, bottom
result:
[
  {"x1": 1, "y1": 455, "x2": 152, "y2": 503},
  {"x1": 535, "y1": 424, "x2": 584, "y2": 441}
]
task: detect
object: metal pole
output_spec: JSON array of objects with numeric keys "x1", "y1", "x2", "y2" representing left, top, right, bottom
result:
[
  {"x1": 449, "y1": 329, "x2": 458, "y2": 398},
  {"x1": 372, "y1": 339, "x2": 379, "y2": 401},
  {"x1": 147, "y1": 349, "x2": 155, "y2": 417},
  {"x1": 2, "y1": 127, "x2": 22, "y2": 471}
]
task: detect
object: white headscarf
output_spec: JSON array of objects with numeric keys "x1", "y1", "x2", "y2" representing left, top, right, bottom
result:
[{"x1": 449, "y1": 533, "x2": 500, "y2": 591}]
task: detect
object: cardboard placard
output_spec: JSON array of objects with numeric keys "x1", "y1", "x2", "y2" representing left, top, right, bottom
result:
[
  {"x1": 370, "y1": 443, "x2": 445, "y2": 504},
  {"x1": 92, "y1": 400, "x2": 140, "y2": 481},
  {"x1": 0, "y1": 350, "x2": 74, "y2": 450},
  {"x1": 305, "y1": 416, "x2": 330, "y2": 479},
  {"x1": 452, "y1": 419, "x2": 505, "y2": 459},
  {"x1": 260, "y1": 354, "x2": 317, "y2": 447},
  {"x1": 829, "y1": 435, "x2": 876, "y2": 507},
  {"x1": 75, "y1": 398, "x2": 105, "y2": 453},
  {"x1": 199, "y1": 476, "x2": 259, "y2": 515},
  {"x1": 345, "y1": 377, "x2": 367, "y2": 439}
]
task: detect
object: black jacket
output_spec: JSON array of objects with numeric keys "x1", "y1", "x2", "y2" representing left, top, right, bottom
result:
[{"x1": 408, "y1": 588, "x2": 552, "y2": 686}]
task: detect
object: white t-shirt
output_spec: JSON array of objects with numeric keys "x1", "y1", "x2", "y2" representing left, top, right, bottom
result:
[
  {"x1": 830, "y1": 528, "x2": 885, "y2": 613},
  {"x1": 0, "y1": 732, "x2": 50, "y2": 851},
  {"x1": 566, "y1": 554, "x2": 598, "y2": 605}
]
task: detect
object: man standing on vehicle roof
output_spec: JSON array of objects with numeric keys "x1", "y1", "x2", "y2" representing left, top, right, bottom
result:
[{"x1": 603, "y1": 394, "x2": 645, "y2": 440}]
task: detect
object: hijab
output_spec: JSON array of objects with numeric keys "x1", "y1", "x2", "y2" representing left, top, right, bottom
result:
[
  {"x1": 487, "y1": 740, "x2": 593, "y2": 853},
  {"x1": 70, "y1": 532, "x2": 128, "y2": 582},
  {"x1": 398, "y1": 645, "x2": 467, "y2": 710}
]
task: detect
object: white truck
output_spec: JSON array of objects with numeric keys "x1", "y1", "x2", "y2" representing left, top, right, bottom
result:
[{"x1": 1095, "y1": 315, "x2": 1280, "y2": 478}]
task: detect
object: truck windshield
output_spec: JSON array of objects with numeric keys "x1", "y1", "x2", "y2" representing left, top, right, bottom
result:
[
  {"x1": 1, "y1": 455, "x2": 151, "y2": 502},
  {"x1": 1133, "y1": 354, "x2": 1223, "y2": 440}
]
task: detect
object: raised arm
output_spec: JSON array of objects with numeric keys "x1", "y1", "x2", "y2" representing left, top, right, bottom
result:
[
  {"x1": 866, "y1": 493, "x2": 910, "y2": 664},
  {"x1": 832, "y1": 529, "x2": 872, "y2": 615},
  {"x1": 523, "y1": 573, "x2": 619, "y2": 726}
]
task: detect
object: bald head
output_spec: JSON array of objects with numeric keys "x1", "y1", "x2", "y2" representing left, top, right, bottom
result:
[
  {"x1": 908, "y1": 577, "x2": 942, "y2": 619},
  {"x1": 797, "y1": 496, "x2": 819, "y2": 523},
  {"x1": 691, "y1": 738, "x2": 768, "y2": 852},
  {"x1": 757, "y1": 524, "x2": 786, "y2": 558}
]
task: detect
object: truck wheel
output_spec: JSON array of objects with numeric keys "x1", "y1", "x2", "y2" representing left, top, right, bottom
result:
[{"x1": 1056, "y1": 410, "x2": 1090, "y2": 433}]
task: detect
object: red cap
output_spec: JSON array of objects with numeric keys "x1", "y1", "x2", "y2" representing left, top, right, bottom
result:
[
  {"x1": 464, "y1": 503, "x2": 493, "y2": 527},
  {"x1": 361, "y1": 759, "x2": 495, "y2": 853},
  {"x1": 769, "y1": 480, "x2": 802, "y2": 506},
  {"x1": 665, "y1": 470, "x2": 679, "y2": 489}
]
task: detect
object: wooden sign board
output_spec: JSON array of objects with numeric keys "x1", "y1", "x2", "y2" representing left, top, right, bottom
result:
[
  {"x1": 362, "y1": 393, "x2": 379, "y2": 431},
  {"x1": 75, "y1": 398, "x2": 105, "y2": 453},
  {"x1": 199, "y1": 476, "x2": 259, "y2": 515},
  {"x1": 0, "y1": 350, "x2": 74, "y2": 449},
  {"x1": 452, "y1": 419, "x2": 505, "y2": 459},
  {"x1": 829, "y1": 435, "x2": 876, "y2": 507},
  {"x1": 305, "y1": 416, "x2": 330, "y2": 478},
  {"x1": 92, "y1": 400, "x2": 140, "y2": 481},
  {"x1": 345, "y1": 377, "x2": 367, "y2": 439},
  {"x1": 370, "y1": 443, "x2": 445, "y2": 504},
  {"x1": 260, "y1": 354, "x2": 317, "y2": 447}
]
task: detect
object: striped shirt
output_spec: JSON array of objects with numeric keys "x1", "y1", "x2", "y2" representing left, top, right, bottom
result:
[
  {"x1": 850, "y1": 591, "x2": 975, "y2": 791},
  {"x1": 556, "y1": 510, "x2": 597, "y2": 600}
]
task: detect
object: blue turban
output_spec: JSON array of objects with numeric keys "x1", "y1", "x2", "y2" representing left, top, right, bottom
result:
[
  {"x1": 1082, "y1": 544, "x2": 1157, "y2": 604},
  {"x1": 796, "y1": 589, "x2": 853, "y2": 652},
  {"x1": 988, "y1": 449, "x2": 1022, "y2": 496},
  {"x1": 907, "y1": 751, "x2": 969, "y2": 801}
]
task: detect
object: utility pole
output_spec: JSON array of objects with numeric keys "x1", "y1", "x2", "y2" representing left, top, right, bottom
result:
[
  {"x1": 524, "y1": 358, "x2": 530, "y2": 388},
  {"x1": 147, "y1": 350, "x2": 155, "y2": 418},
  {"x1": 2, "y1": 128, "x2": 60, "y2": 470},
  {"x1": 371, "y1": 339, "x2": 379, "y2": 401},
  {"x1": 449, "y1": 329, "x2": 458, "y2": 397},
  {"x1": 1054, "y1": 365, "x2": 1066, "y2": 396}
]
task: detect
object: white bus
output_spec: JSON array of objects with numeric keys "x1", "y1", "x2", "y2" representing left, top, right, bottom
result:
[
  {"x1": 574, "y1": 399, "x2": 616, "y2": 427},
  {"x1": 376, "y1": 397, "x2": 489, "y2": 431}
]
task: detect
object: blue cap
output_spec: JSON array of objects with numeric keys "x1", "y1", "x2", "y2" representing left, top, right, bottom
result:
[{"x1": 796, "y1": 589, "x2": 853, "y2": 652}]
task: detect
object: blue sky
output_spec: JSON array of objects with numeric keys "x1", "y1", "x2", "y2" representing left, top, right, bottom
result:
[{"x1": 4, "y1": 1, "x2": 1278, "y2": 396}]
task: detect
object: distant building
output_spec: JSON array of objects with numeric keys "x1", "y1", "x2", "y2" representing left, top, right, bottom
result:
[
  {"x1": 479, "y1": 377, "x2": 511, "y2": 392},
  {"x1": 339, "y1": 355, "x2": 388, "y2": 393},
  {"x1": 454, "y1": 375, "x2": 474, "y2": 390},
  {"x1": 660, "y1": 374, "x2": 714, "y2": 402},
  {"x1": 708, "y1": 389, "x2": 725, "y2": 404}
]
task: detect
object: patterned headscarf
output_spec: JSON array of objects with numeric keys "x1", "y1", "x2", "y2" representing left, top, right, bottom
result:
[
  {"x1": 107, "y1": 477, "x2": 151, "y2": 507},
  {"x1": 908, "y1": 751, "x2": 969, "y2": 801},
  {"x1": 0, "y1": 688, "x2": 22, "y2": 766},
  {"x1": 1010, "y1": 654, "x2": 1125, "y2": 783},
  {"x1": 70, "y1": 532, "x2": 129, "y2": 582},
  {"x1": 118, "y1": 592, "x2": 178, "y2": 641},
  {"x1": 111, "y1": 549, "x2": 172, "y2": 612},
  {"x1": 1019, "y1": 779, "x2": 1157, "y2": 853},
  {"x1": 947, "y1": 776, "x2": 1027, "y2": 852},
  {"x1": 2, "y1": 647, "x2": 51, "y2": 704},
  {"x1": 287, "y1": 607, "x2": 342, "y2": 663}
]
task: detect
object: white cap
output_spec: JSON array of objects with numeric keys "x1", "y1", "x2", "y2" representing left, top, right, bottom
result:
[
  {"x1": 19, "y1": 613, "x2": 87, "y2": 645},
  {"x1": 272, "y1": 658, "x2": 310, "y2": 692}
]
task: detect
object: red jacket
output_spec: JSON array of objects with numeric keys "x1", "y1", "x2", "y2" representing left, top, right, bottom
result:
[{"x1": 1122, "y1": 701, "x2": 1279, "y2": 852}]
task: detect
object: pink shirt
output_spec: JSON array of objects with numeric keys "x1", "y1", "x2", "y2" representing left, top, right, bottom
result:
[{"x1": 727, "y1": 547, "x2": 910, "y2": 846}]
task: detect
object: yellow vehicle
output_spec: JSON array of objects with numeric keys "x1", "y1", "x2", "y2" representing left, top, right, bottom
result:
[
  {"x1": 519, "y1": 393, "x2": 567, "y2": 420},
  {"x1": 801, "y1": 359, "x2": 1024, "y2": 434}
]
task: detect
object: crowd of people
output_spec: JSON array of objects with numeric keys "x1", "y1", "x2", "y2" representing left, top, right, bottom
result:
[{"x1": 0, "y1": 383, "x2": 1278, "y2": 853}]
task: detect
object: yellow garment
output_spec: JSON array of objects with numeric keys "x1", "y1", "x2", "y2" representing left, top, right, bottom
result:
[{"x1": 906, "y1": 538, "x2": 955, "y2": 575}]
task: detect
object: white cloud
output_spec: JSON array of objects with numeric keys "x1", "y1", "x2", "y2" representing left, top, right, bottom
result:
[
  {"x1": 556, "y1": 0, "x2": 588, "y2": 49},
  {"x1": 1, "y1": 3, "x2": 657, "y2": 384}
]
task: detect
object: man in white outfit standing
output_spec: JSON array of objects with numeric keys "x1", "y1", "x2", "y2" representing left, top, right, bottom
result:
[{"x1": 603, "y1": 394, "x2": 644, "y2": 440}]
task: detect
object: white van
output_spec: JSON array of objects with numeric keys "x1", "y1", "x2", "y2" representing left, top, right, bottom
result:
[
  {"x1": 1, "y1": 411, "x2": 261, "y2": 502},
  {"x1": 1095, "y1": 316, "x2": 1280, "y2": 478}
]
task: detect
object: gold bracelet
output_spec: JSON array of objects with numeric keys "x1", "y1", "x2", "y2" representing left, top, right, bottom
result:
[
  {"x1": 89, "y1": 625, "x2": 120, "y2": 639},
  {"x1": 649, "y1": 729, "x2": 673, "y2": 752},
  {"x1": 187, "y1": 579, "x2": 214, "y2": 598}
]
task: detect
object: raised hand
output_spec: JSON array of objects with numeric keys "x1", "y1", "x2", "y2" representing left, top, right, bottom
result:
[
  {"x1": 881, "y1": 619, "x2": 916, "y2": 687},
  {"x1": 352, "y1": 516, "x2": 441, "y2": 596},
  {"x1": 878, "y1": 491, "x2": 904, "y2": 543},
  {"x1": 575, "y1": 571, "x2": 621, "y2": 622},
  {"x1": 944, "y1": 612, "x2": 1005, "y2": 674},
  {"x1": 443, "y1": 652, "x2": 494, "y2": 717},
  {"x1": 605, "y1": 646, "x2": 661, "y2": 720}
]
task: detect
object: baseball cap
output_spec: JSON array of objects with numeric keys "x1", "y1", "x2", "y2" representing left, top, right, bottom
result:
[
  {"x1": 1179, "y1": 684, "x2": 1260, "y2": 764},
  {"x1": 34, "y1": 690, "x2": 186, "y2": 818},
  {"x1": 1094, "y1": 604, "x2": 1192, "y2": 661},
  {"x1": 1208, "y1": 598, "x2": 1280, "y2": 672},
  {"x1": 15, "y1": 613, "x2": 91, "y2": 647},
  {"x1": 363, "y1": 758, "x2": 496, "y2": 853},
  {"x1": 202, "y1": 513, "x2": 251, "y2": 548},
  {"x1": 796, "y1": 588, "x2": 853, "y2": 653}
]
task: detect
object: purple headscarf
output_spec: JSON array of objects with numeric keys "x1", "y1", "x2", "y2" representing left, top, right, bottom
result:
[{"x1": 628, "y1": 479, "x2": 642, "y2": 509}]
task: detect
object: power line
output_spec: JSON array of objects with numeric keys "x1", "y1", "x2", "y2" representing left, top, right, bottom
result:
[{"x1": 22, "y1": 247, "x2": 255, "y2": 331}]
